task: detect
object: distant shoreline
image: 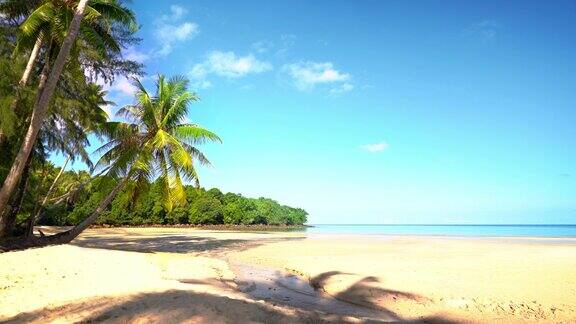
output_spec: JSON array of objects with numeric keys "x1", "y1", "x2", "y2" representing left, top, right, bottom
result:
[{"x1": 87, "y1": 224, "x2": 312, "y2": 232}]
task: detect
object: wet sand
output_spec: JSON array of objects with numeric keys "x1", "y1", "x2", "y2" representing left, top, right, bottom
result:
[{"x1": 1, "y1": 227, "x2": 575, "y2": 323}]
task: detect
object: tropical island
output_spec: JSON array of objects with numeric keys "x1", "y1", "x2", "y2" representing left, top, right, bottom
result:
[{"x1": 1, "y1": 1, "x2": 576, "y2": 323}]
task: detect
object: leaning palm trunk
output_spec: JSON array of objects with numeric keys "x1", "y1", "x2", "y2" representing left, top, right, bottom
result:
[
  {"x1": 19, "y1": 33, "x2": 44, "y2": 87},
  {"x1": 0, "y1": 34, "x2": 44, "y2": 147},
  {"x1": 0, "y1": 176, "x2": 128, "y2": 251},
  {"x1": 45, "y1": 166, "x2": 111, "y2": 206},
  {"x1": 24, "y1": 155, "x2": 71, "y2": 237},
  {"x1": 0, "y1": 44, "x2": 52, "y2": 238},
  {"x1": 0, "y1": 153, "x2": 33, "y2": 237},
  {"x1": 0, "y1": 0, "x2": 89, "y2": 223}
]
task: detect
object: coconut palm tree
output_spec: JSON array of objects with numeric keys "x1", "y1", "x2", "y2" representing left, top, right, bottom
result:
[
  {"x1": 20, "y1": 83, "x2": 112, "y2": 235},
  {"x1": 0, "y1": 0, "x2": 90, "y2": 232},
  {"x1": 1, "y1": 0, "x2": 137, "y2": 87},
  {"x1": 0, "y1": 78, "x2": 110, "y2": 237},
  {"x1": 1, "y1": 75, "x2": 221, "y2": 250},
  {"x1": 0, "y1": 0, "x2": 137, "y2": 225}
]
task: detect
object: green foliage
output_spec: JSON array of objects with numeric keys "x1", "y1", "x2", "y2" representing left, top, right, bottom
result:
[
  {"x1": 188, "y1": 195, "x2": 223, "y2": 224},
  {"x1": 37, "y1": 170, "x2": 307, "y2": 227},
  {"x1": 30, "y1": 163, "x2": 307, "y2": 227},
  {"x1": 93, "y1": 75, "x2": 221, "y2": 215}
]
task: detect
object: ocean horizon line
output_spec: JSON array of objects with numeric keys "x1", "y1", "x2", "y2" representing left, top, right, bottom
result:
[{"x1": 308, "y1": 223, "x2": 576, "y2": 226}]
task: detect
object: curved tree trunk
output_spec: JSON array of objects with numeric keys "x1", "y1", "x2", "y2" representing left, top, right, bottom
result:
[
  {"x1": 24, "y1": 155, "x2": 71, "y2": 237},
  {"x1": 0, "y1": 177, "x2": 128, "y2": 251},
  {"x1": 0, "y1": 153, "x2": 33, "y2": 237},
  {"x1": 19, "y1": 33, "x2": 44, "y2": 87},
  {"x1": 0, "y1": 46, "x2": 52, "y2": 237},
  {"x1": 46, "y1": 166, "x2": 111, "y2": 205},
  {"x1": 0, "y1": 34, "x2": 45, "y2": 148},
  {"x1": 46, "y1": 155, "x2": 71, "y2": 203},
  {"x1": 0, "y1": 0, "x2": 89, "y2": 222}
]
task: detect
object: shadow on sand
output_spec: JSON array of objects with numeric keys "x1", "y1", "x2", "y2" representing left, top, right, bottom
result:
[
  {"x1": 70, "y1": 231, "x2": 304, "y2": 255},
  {"x1": 3, "y1": 288, "x2": 460, "y2": 324},
  {"x1": 3, "y1": 230, "x2": 462, "y2": 323},
  {"x1": 311, "y1": 271, "x2": 431, "y2": 310},
  {"x1": 230, "y1": 264, "x2": 460, "y2": 323}
]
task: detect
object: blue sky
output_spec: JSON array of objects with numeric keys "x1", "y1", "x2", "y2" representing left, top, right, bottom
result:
[{"x1": 53, "y1": 0, "x2": 576, "y2": 224}]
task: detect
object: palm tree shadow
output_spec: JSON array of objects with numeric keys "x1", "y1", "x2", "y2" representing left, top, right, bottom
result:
[
  {"x1": 70, "y1": 232, "x2": 304, "y2": 255},
  {"x1": 2, "y1": 290, "x2": 324, "y2": 324},
  {"x1": 2, "y1": 272, "x2": 462, "y2": 324},
  {"x1": 3, "y1": 289, "x2": 460, "y2": 324},
  {"x1": 305, "y1": 272, "x2": 459, "y2": 323},
  {"x1": 226, "y1": 265, "x2": 461, "y2": 323}
]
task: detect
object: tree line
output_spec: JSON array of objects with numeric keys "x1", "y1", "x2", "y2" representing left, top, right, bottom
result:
[
  {"x1": 38, "y1": 168, "x2": 307, "y2": 227},
  {"x1": 0, "y1": 1, "x2": 306, "y2": 251}
]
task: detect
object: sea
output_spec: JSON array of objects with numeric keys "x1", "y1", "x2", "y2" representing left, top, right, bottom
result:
[{"x1": 305, "y1": 224, "x2": 576, "y2": 237}]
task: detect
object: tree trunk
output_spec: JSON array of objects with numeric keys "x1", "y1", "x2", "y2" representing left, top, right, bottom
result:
[
  {"x1": 0, "y1": 34, "x2": 43, "y2": 149},
  {"x1": 0, "y1": 47, "x2": 52, "y2": 237},
  {"x1": 47, "y1": 166, "x2": 110, "y2": 205},
  {"x1": 24, "y1": 155, "x2": 71, "y2": 237},
  {"x1": 0, "y1": 153, "x2": 33, "y2": 237},
  {"x1": 19, "y1": 33, "x2": 44, "y2": 87},
  {"x1": 41, "y1": 155, "x2": 71, "y2": 208},
  {"x1": 0, "y1": 177, "x2": 128, "y2": 251},
  {"x1": 0, "y1": 0, "x2": 89, "y2": 221},
  {"x1": 0, "y1": 34, "x2": 45, "y2": 147}
]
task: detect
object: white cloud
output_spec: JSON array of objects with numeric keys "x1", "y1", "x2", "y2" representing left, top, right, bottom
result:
[
  {"x1": 464, "y1": 20, "x2": 500, "y2": 41},
  {"x1": 168, "y1": 5, "x2": 187, "y2": 19},
  {"x1": 283, "y1": 61, "x2": 351, "y2": 91},
  {"x1": 154, "y1": 5, "x2": 199, "y2": 56},
  {"x1": 329, "y1": 82, "x2": 354, "y2": 95},
  {"x1": 124, "y1": 47, "x2": 149, "y2": 63},
  {"x1": 276, "y1": 34, "x2": 296, "y2": 57},
  {"x1": 109, "y1": 76, "x2": 138, "y2": 96},
  {"x1": 251, "y1": 40, "x2": 274, "y2": 53},
  {"x1": 191, "y1": 80, "x2": 212, "y2": 90},
  {"x1": 190, "y1": 51, "x2": 272, "y2": 84},
  {"x1": 361, "y1": 141, "x2": 389, "y2": 153}
]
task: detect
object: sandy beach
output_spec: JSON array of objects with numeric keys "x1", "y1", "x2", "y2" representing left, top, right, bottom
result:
[{"x1": 1, "y1": 228, "x2": 575, "y2": 323}]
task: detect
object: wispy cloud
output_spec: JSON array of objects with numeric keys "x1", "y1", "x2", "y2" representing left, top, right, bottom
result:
[
  {"x1": 283, "y1": 61, "x2": 352, "y2": 93},
  {"x1": 191, "y1": 80, "x2": 212, "y2": 90},
  {"x1": 361, "y1": 141, "x2": 389, "y2": 153},
  {"x1": 329, "y1": 83, "x2": 354, "y2": 95},
  {"x1": 109, "y1": 76, "x2": 138, "y2": 96},
  {"x1": 276, "y1": 34, "x2": 296, "y2": 57},
  {"x1": 189, "y1": 51, "x2": 272, "y2": 86},
  {"x1": 251, "y1": 34, "x2": 296, "y2": 57},
  {"x1": 464, "y1": 20, "x2": 501, "y2": 42},
  {"x1": 154, "y1": 5, "x2": 199, "y2": 56},
  {"x1": 251, "y1": 40, "x2": 274, "y2": 53},
  {"x1": 124, "y1": 46, "x2": 149, "y2": 63},
  {"x1": 168, "y1": 4, "x2": 187, "y2": 19}
]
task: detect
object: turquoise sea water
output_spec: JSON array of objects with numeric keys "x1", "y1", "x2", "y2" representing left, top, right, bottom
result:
[{"x1": 305, "y1": 224, "x2": 576, "y2": 237}]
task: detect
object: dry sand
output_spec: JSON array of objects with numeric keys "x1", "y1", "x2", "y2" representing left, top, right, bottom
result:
[{"x1": 1, "y1": 227, "x2": 575, "y2": 323}]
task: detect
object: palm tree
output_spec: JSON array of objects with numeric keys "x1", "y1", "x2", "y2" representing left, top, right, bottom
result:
[
  {"x1": 0, "y1": 78, "x2": 110, "y2": 237},
  {"x1": 0, "y1": 0, "x2": 137, "y2": 225},
  {"x1": 2, "y1": 0, "x2": 137, "y2": 87},
  {"x1": 1, "y1": 75, "x2": 221, "y2": 250},
  {"x1": 23, "y1": 83, "x2": 111, "y2": 234},
  {"x1": 0, "y1": 0, "x2": 90, "y2": 232}
]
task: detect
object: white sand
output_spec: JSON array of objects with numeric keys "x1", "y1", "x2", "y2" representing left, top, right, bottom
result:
[{"x1": 1, "y1": 228, "x2": 575, "y2": 323}]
